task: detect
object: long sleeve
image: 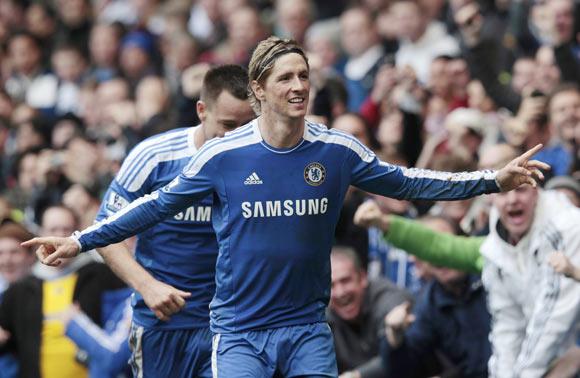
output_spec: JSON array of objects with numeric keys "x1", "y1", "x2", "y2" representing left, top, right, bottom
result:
[
  {"x1": 65, "y1": 301, "x2": 132, "y2": 377},
  {"x1": 384, "y1": 215, "x2": 485, "y2": 273},
  {"x1": 76, "y1": 149, "x2": 218, "y2": 252},
  {"x1": 348, "y1": 146, "x2": 499, "y2": 201}
]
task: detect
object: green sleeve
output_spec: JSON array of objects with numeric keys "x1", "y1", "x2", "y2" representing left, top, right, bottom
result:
[{"x1": 384, "y1": 215, "x2": 485, "y2": 274}]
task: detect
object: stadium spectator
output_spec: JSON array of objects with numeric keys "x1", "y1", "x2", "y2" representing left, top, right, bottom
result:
[
  {"x1": 391, "y1": 0, "x2": 459, "y2": 84},
  {"x1": 88, "y1": 23, "x2": 122, "y2": 83},
  {"x1": 544, "y1": 175, "x2": 580, "y2": 206},
  {"x1": 339, "y1": 6, "x2": 386, "y2": 112},
  {"x1": 0, "y1": 221, "x2": 36, "y2": 378},
  {"x1": 27, "y1": 44, "x2": 89, "y2": 117},
  {"x1": 380, "y1": 215, "x2": 491, "y2": 378},
  {"x1": 328, "y1": 245, "x2": 410, "y2": 378},
  {"x1": 274, "y1": 0, "x2": 313, "y2": 45},
  {"x1": 0, "y1": 205, "x2": 125, "y2": 378},
  {"x1": 4, "y1": 32, "x2": 45, "y2": 103},
  {"x1": 119, "y1": 31, "x2": 159, "y2": 88},
  {"x1": 200, "y1": 6, "x2": 265, "y2": 66}
]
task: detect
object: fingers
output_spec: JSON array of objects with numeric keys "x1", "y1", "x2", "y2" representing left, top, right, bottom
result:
[
  {"x1": 150, "y1": 290, "x2": 191, "y2": 321},
  {"x1": 43, "y1": 248, "x2": 65, "y2": 266},
  {"x1": 523, "y1": 176, "x2": 538, "y2": 188},
  {"x1": 176, "y1": 289, "x2": 192, "y2": 299},
  {"x1": 21, "y1": 237, "x2": 52, "y2": 248},
  {"x1": 526, "y1": 160, "x2": 551, "y2": 171},
  {"x1": 510, "y1": 166, "x2": 532, "y2": 178},
  {"x1": 519, "y1": 144, "x2": 543, "y2": 161},
  {"x1": 529, "y1": 168, "x2": 544, "y2": 182},
  {"x1": 170, "y1": 293, "x2": 186, "y2": 310},
  {"x1": 153, "y1": 309, "x2": 169, "y2": 322}
]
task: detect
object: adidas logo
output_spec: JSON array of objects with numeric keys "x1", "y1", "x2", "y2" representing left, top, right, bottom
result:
[{"x1": 244, "y1": 172, "x2": 263, "y2": 185}]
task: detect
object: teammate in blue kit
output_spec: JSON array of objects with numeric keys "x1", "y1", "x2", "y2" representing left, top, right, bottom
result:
[
  {"x1": 26, "y1": 37, "x2": 548, "y2": 378},
  {"x1": 89, "y1": 65, "x2": 255, "y2": 377}
]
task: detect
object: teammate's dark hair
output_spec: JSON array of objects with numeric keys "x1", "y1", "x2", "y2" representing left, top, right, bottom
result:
[{"x1": 200, "y1": 65, "x2": 249, "y2": 107}]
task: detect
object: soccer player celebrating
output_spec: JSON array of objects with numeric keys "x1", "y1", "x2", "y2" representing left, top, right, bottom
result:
[
  {"x1": 26, "y1": 37, "x2": 548, "y2": 377},
  {"x1": 91, "y1": 65, "x2": 254, "y2": 377}
]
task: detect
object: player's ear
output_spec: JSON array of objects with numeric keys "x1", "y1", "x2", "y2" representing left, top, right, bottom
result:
[
  {"x1": 197, "y1": 100, "x2": 207, "y2": 123},
  {"x1": 251, "y1": 80, "x2": 265, "y2": 102}
]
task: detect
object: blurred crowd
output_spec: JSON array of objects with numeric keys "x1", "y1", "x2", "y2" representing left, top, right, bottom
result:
[{"x1": 0, "y1": 0, "x2": 579, "y2": 377}]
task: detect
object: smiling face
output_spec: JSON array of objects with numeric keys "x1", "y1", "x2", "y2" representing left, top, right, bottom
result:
[
  {"x1": 330, "y1": 252, "x2": 368, "y2": 321},
  {"x1": 492, "y1": 185, "x2": 538, "y2": 244},
  {"x1": 252, "y1": 53, "x2": 310, "y2": 120},
  {"x1": 0, "y1": 237, "x2": 34, "y2": 283}
]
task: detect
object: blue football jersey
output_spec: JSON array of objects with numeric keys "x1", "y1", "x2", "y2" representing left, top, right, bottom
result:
[
  {"x1": 95, "y1": 126, "x2": 217, "y2": 330},
  {"x1": 81, "y1": 120, "x2": 498, "y2": 333}
]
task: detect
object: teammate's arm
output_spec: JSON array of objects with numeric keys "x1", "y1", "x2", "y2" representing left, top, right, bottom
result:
[{"x1": 98, "y1": 243, "x2": 191, "y2": 321}]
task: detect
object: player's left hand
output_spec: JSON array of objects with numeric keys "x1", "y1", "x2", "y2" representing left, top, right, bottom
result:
[{"x1": 495, "y1": 144, "x2": 550, "y2": 191}]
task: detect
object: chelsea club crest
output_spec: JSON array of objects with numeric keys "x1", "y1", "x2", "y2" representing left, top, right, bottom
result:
[{"x1": 304, "y1": 162, "x2": 326, "y2": 186}]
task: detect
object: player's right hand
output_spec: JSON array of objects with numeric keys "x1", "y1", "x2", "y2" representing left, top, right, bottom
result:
[
  {"x1": 140, "y1": 279, "x2": 192, "y2": 321},
  {"x1": 353, "y1": 201, "x2": 390, "y2": 231},
  {"x1": 21, "y1": 236, "x2": 80, "y2": 267}
]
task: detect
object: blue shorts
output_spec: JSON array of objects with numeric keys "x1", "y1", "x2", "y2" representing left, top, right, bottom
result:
[
  {"x1": 211, "y1": 322, "x2": 337, "y2": 377},
  {"x1": 129, "y1": 324, "x2": 212, "y2": 378}
]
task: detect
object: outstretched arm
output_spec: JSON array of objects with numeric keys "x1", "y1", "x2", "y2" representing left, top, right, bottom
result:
[
  {"x1": 23, "y1": 151, "x2": 218, "y2": 266},
  {"x1": 354, "y1": 201, "x2": 484, "y2": 273},
  {"x1": 351, "y1": 143, "x2": 548, "y2": 201}
]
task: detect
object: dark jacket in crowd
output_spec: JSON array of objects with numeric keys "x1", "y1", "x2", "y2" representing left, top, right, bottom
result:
[{"x1": 382, "y1": 275, "x2": 491, "y2": 378}]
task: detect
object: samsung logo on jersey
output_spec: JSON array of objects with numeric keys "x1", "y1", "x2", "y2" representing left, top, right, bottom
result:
[
  {"x1": 241, "y1": 198, "x2": 329, "y2": 219},
  {"x1": 174, "y1": 206, "x2": 211, "y2": 222}
]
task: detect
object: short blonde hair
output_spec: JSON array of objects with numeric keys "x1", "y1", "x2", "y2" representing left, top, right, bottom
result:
[{"x1": 248, "y1": 36, "x2": 309, "y2": 113}]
